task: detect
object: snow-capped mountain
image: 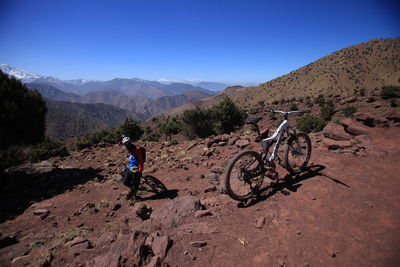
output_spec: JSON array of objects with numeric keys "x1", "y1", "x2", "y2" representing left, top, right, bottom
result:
[{"x1": 0, "y1": 64, "x2": 43, "y2": 83}]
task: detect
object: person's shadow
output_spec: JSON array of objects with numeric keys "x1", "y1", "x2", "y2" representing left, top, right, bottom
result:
[
  {"x1": 0, "y1": 166, "x2": 104, "y2": 222},
  {"x1": 238, "y1": 164, "x2": 350, "y2": 208}
]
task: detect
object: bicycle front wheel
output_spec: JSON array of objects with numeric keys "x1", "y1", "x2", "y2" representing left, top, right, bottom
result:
[
  {"x1": 224, "y1": 150, "x2": 265, "y2": 201},
  {"x1": 284, "y1": 132, "x2": 312, "y2": 174}
]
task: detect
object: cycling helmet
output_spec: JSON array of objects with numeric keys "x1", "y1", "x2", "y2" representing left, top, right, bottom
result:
[
  {"x1": 122, "y1": 135, "x2": 131, "y2": 145},
  {"x1": 122, "y1": 135, "x2": 134, "y2": 151}
]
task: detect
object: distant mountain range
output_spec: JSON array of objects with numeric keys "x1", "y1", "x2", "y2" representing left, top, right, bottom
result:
[
  {"x1": 0, "y1": 64, "x2": 218, "y2": 138},
  {"x1": 1, "y1": 64, "x2": 214, "y2": 118},
  {"x1": 25, "y1": 82, "x2": 210, "y2": 119},
  {"x1": 166, "y1": 38, "x2": 400, "y2": 116}
]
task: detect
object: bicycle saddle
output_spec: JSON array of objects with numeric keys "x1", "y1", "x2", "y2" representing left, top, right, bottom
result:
[{"x1": 245, "y1": 117, "x2": 262, "y2": 124}]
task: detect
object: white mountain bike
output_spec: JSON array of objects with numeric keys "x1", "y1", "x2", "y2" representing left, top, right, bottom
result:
[{"x1": 224, "y1": 109, "x2": 312, "y2": 201}]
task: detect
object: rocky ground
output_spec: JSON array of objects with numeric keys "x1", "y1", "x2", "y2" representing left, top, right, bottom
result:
[{"x1": 1, "y1": 108, "x2": 400, "y2": 266}]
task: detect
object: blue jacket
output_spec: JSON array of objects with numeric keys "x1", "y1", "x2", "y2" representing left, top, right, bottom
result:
[{"x1": 127, "y1": 154, "x2": 139, "y2": 172}]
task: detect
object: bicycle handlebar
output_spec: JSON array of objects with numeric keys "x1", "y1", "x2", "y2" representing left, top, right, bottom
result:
[{"x1": 265, "y1": 109, "x2": 310, "y2": 115}]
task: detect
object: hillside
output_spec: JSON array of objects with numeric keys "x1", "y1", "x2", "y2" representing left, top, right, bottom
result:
[
  {"x1": 27, "y1": 83, "x2": 81, "y2": 102},
  {"x1": 166, "y1": 38, "x2": 400, "y2": 116},
  {"x1": 79, "y1": 90, "x2": 210, "y2": 118},
  {"x1": 1, "y1": 107, "x2": 399, "y2": 266},
  {"x1": 28, "y1": 83, "x2": 211, "y2": 120},
  {"x1": 44, "y1": 99, "x2": 141, "y2": 139}
]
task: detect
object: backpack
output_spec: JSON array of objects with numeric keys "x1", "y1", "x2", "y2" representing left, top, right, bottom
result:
[
  {"x1": 127, "y1": 144, "x2": 146, "y2": 162},
  {"x1": 137, "y1": 146, "x2": 146, "y2": 162}
]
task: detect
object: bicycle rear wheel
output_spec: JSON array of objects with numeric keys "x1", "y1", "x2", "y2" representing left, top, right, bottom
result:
[
  {"x1": 284, "y1": 132, "x2": 312, "y2": 174},
  {"x1": 142, "y1": 175, "x2": 167, "y2": 194},
  {"x1": 224, "y1": 150, "x2": 265, "y2": 201}
]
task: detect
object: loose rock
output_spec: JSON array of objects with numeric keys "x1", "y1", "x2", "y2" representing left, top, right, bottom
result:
[
  {"x1": 254, "y1": 217, "x2": 265, "y2": 228},
  {"x1": 190, "y1": 241, "x2": 207, "y2": 248},
  {"x1": 194, "y1": 209, "x2": 213, "y2": 218}
]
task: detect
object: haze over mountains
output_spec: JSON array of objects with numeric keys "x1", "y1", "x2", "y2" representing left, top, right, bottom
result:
[
  {"x1": 0, "y1": 64, "x2": 225, "y2": 138},
  {"x1": 0, "y1": 64, "x2": 220, "y2": 137}
]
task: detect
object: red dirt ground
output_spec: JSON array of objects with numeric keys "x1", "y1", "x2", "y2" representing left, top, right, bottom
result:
[{"x1": 1, "y1": 120, "x2": 400, "y2": 266}]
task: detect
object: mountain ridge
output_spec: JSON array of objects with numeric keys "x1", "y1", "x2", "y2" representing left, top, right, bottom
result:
[
  {"x1": 165, "y1": 38, "x2": 400, "y2": 117},
  {"x1": 44, "y1": 98, "x2": 141, "y2": 139}
]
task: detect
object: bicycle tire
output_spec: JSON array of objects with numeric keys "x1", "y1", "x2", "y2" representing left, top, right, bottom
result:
[
  {"x1": 283, "y1": 132, "x2": 312, "y2": 174},
  {"x1": 142, "y1": 175, "x2": 167, "y2": 194},
  {"x1": 224, "y1": 150, "x2": 265, "y2": 201}
]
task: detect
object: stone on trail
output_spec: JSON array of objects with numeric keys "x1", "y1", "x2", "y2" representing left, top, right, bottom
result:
[
  {"x1": 30, "y1": 202, "x2": 53, "y2": 210},
  {"x1": 150, "y1": 195, "x2": 201, "y2": 229},
  {"x1": 190, "y1": 241, "x2": 207, "y2": 248},
  {"x1": 111, "y1": 203, "x2": 121, "y2": 211},
  {"x1": 90, "y1": 253, "x2": 122, "y2": 267},
  {"x1": 194, "y1": 209, "x2": 213, "y2": 218},
  {"x1": 204, "y1": 186, "x2": 217, "y2": 193},
  {"x1": 93, "y1": 232, "x2": 117, "y2": 248},
  {"x1": 33, "y1": 209, "x2": 50, "y2": 216},
  {"x1": 64, "y1": 236, "x2": 90, "y2": 248},
  {"x1": 228, "y1": 136, "x2": 240, "y2": 146},
  {"x1": 151, "y1": 235, "x2": 172, "y2": 260},
  {"x1": 236, "y1": 139, "x2": 250, "y2": 149},
  {"x1": 88, "y1": 230, "x2": 172, "y2": 266},
  {"x1": 206, "y1": 172, "x2": 219, "y2": 182},
  {"x1": 134, "y1": 203, "x2": 152, "y2": 220},
  {"x1": 33, "y1": 209, "x2": 50, "y2": 219},
  {"x1": 200, "y1": 195, "x2": 231, "y2": 207},
  {"x1": 11, "y1": 255, "x2": 31, "y2": 266},
  {"x1": 321, "y1": 138, "x2": 352, "y2": 150},
  {"x1": 211, "y1": 165, "x2": 224, "y2": 174},
  {"x1": 254, "y1": 216, "x2": 265, "y2": 228}
]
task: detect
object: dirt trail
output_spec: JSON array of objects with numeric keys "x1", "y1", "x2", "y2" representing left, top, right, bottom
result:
[{"x1": 1, "y1": 121, "x2": 400, "y2": 266}]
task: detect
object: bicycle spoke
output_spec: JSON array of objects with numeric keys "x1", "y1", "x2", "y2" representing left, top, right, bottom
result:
[
  {"x1": 228, "y1": 153, "x2": 263, "y2": 199},
  {"x1": 284, "y1": 133, "x2": 311, "y2": 174}
]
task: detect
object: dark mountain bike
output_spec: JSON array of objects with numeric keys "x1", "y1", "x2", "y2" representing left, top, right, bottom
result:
[
  {"x1": 224, "y1": 109, "x2": 312, "y2": 201},
  {"x1": 117, "y1": 163, "x2": 167, "y2": 195}
]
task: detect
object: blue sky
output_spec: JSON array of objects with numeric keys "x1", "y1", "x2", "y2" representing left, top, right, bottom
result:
[{"x1": 0, "y1": 0, "x2": 398, "y2": 84}]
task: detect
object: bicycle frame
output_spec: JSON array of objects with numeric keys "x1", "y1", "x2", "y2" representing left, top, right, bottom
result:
[
  {"x1": 260, "y1": 119, "x2": 290, "y2": 162},
  {"x1": 255, "y1": 109, "x2": 308, "y2": 163}
]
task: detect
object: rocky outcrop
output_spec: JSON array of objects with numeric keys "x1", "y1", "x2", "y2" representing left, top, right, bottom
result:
[
  {"x1": 317, "y1": 117, "x2": 390, "y2": 157},
  {"x1": 87, "y1": 231, "x2": 171, "y2": 267}
]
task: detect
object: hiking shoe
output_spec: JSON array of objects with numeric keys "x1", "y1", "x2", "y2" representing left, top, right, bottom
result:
[
  {"x1": 125, "y1": 189, "x2": 135, "y2": 200},
  {"x1": 132, "y1": 195, "x2": 143, "y2": 201}
]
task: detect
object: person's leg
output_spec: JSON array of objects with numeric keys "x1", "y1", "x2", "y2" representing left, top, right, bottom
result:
[
  {"x1": 123, "y1": 170, "x2": 136, "y2": 199},
  {"x1": 122, "y1": 168, "x2": 133, "y2": 187},
  {"x1": 132, "y1": 172, "x2": 141, "y2": 197}
]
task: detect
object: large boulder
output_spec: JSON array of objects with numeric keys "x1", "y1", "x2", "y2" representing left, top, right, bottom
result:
[
  {"x1": 340, "y1": 118, "x2": 371, "y2": 136},
  {"x1": 149, "y1": 195, "x2": 201, "y2": 229},
  {"x1": 88, "y1": 231, "x2": 172, "y2": 267},
  {"x1": 323, "y1": 122, "x2": 352, "y2": 141}
]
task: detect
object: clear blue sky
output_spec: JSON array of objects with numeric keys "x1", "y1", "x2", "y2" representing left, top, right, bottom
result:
[{"x1": 0, "y1": 0, "x2": 398, "y2": 84}]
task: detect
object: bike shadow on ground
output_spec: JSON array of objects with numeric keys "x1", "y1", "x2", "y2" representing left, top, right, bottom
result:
[
  {"x1": 139, "y1": 189, "x2": 179, "y2": 201},
  {"x1": 237, "y1": 164, "x2": 350, "y2": 208}
]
